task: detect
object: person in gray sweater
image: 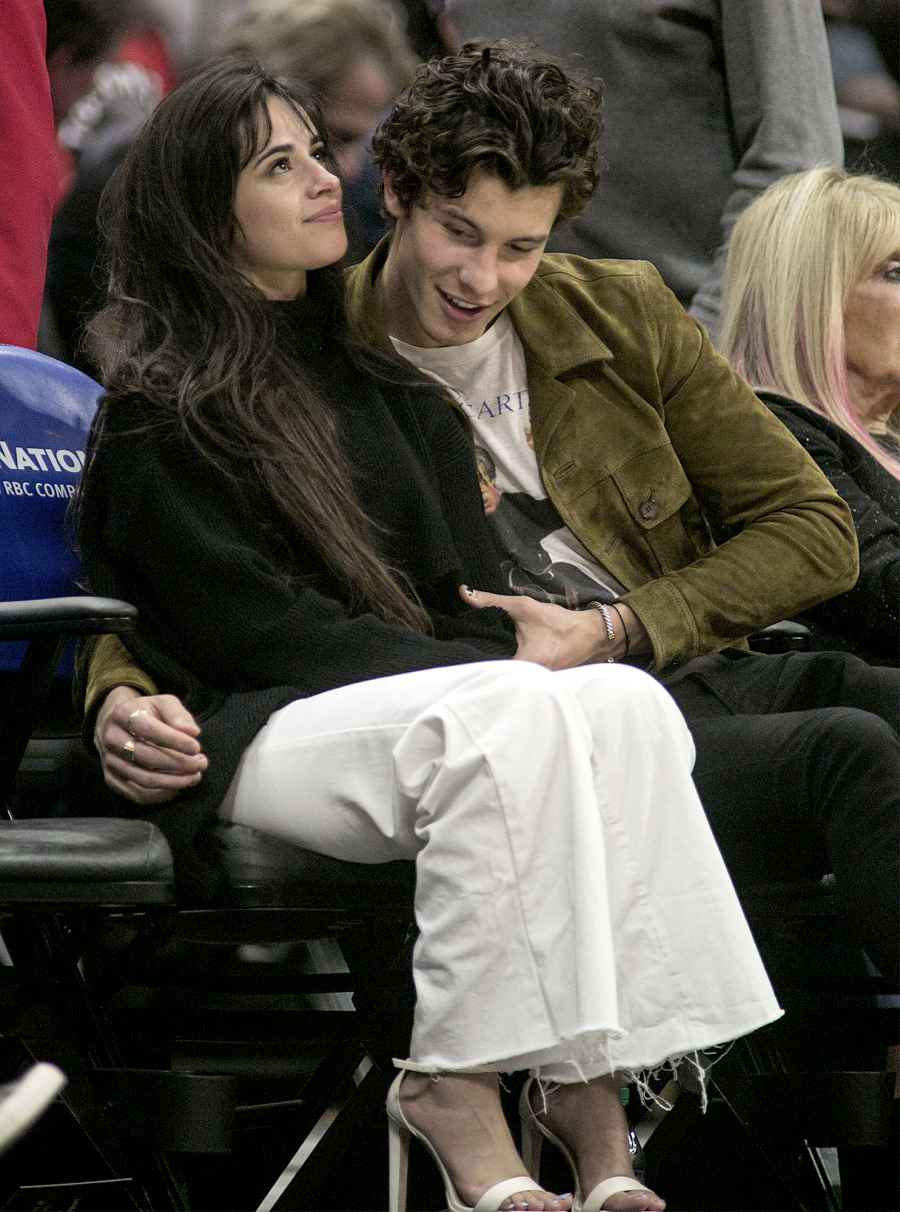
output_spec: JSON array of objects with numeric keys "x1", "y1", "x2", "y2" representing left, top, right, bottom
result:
[{"x1": 446, "y1": 0, "x2": 843, "y2": 341}]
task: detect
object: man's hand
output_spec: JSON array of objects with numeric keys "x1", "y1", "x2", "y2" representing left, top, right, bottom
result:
[
  {"x1": 94, "y1": 686, "x2": 208, "y2": 805},
  {"x1": 459, "y1": 585, "x2": 619, "y2": 668}
]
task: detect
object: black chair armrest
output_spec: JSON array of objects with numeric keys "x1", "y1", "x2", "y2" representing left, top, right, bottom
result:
[
  {"x1": 0, "y1": 597, "x2": 137, "y2": 793},
  {"x1": 749, "y1": 619, "x2": 811, "y2": 654},
  {"x1": 0, "y1": 596, "x2": 137, "y2": 641}
]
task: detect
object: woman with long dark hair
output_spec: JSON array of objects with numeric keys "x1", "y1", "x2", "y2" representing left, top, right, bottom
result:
[{"x1": 76, "y1": 57, "x2": 780, "y2": 1212}]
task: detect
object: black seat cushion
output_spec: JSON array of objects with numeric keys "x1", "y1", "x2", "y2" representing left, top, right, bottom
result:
[
  {"x1": 0, "y1": 817, "x2": 172, "y2": 883},
  {"x1": 211, "y1": 820, "x2": 416, "y2": 910}
]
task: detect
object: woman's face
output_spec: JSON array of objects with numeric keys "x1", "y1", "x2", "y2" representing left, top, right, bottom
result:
[
  {"x1": 845, "y1": 251, "x2": 900, "y2": 427},
  {"x1": 230, "y1": 98, "x2": 347, "y2": 299}
]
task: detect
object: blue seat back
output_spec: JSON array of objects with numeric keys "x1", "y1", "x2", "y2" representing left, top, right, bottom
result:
[{"x1": 0, "y1": 345, "x2": 103, "y2": 670}]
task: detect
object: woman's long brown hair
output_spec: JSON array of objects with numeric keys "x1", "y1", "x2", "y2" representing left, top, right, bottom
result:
[{"x1": 79, "y1": 56, "x2": 433, "y2": 632}]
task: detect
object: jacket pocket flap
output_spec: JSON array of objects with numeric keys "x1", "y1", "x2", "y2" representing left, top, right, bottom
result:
[{"x1": 611, "y1": 444, "x2": 693, "y2": 530}]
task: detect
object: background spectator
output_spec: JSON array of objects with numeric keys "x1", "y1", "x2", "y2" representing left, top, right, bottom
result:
[
  {"x1": 0, "y1": 0, "x2": 56, "y2": 348},
  {"x1": 823, "y1": 0, "x2": 900, "y2": 176},
  {"x1": 44, "y1": 0, "x2": 132, "y2": 199},
  {"x1": 44, "y1": 0, "x2": 129, "y2": 121},
  {"x1": 139, "y1": 0, "x2": 248, "y2": 78},
  {"x1": 219, "y1": 0, "x2": 416, "y2": 183},
  {"x1": 396, "y1": 0, "x2": 459, "y2": 59},
  {"x1": 720, "y1": 167, "x2": 900, "y2": 663},
  {"x1": 46, "y1": 1, "x2": 171, "y2": 363},
  {"x1": 0, "y1": 0, "x2": 126, "y2": 353}
]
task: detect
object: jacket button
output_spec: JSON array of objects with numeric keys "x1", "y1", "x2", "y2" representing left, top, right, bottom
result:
[{"x1": 639, "y1": 499, "x2": 658, "y2": 521}]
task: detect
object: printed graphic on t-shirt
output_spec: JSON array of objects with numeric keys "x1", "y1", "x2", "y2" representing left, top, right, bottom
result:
[
  {"x1": 474, "y1": 442, "x2": 625, "y2": 606},
  {"x1": 392, "y1": 315, "x2": 626, "y2": 606}
]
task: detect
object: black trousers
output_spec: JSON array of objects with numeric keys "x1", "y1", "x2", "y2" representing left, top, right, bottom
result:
[{"x1": 666, "y1": 649, "x2": 899, "y2": 986}]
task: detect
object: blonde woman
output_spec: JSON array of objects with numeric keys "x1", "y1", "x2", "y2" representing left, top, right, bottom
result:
[{"x1": 720, "y1": 166, "x2": 900, "y2": 663}]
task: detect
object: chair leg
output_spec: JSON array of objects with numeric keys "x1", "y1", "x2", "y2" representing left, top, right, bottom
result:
[
  {"x1": 1, "y1": 913, "x2": 190, "y2": 1211},
  {"x1": 253, "y1": 1050, "x2": 385, "y2": 1212}
]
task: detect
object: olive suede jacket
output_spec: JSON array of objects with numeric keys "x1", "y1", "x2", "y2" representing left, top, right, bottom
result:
[
  {"x1": 85, "y1": 249, "x2": 858, "y2": 710},
  {"x1": 346, "y1": 247, "x2": 858, "y2": 672}
]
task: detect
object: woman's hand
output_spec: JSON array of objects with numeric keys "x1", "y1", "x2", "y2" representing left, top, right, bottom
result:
[
  {"x1": 94, "y1": 685, "x2": 208, "y2": 805},
  {"x1": 459, "y1": 586, "x2": 621, "y2": 668}
]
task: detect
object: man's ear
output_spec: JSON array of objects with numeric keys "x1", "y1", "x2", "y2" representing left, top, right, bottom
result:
[{"x1": 382, "y1": 172, "x2": 405, "y2": 221}]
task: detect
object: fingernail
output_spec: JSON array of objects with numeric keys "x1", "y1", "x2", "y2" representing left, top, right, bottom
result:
[{"x1": 463, "y1": 585, "x2": 476, "y2": 597}]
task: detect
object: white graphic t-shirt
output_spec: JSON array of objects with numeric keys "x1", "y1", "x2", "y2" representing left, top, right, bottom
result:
[{"x1": 392, "y1": 314, "x2": 625, "y2": 606}]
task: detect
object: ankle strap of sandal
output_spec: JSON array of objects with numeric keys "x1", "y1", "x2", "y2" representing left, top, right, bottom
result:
[{"x1": 392, "y1": 1058, "x2": 499, "y2": 1075}]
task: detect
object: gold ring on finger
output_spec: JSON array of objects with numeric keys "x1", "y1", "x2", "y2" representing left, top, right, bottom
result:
[{"x1": 121, "y1": 739, "x2": 136, "y2": 763}]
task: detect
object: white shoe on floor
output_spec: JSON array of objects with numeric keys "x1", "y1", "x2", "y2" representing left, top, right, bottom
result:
[{"x1": 0, "y1": 1062, "x2": 66, "y2": 1154}]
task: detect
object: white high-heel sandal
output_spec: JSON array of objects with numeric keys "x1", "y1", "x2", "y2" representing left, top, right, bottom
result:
[
  {"x1": 387, "y1": 1069, "x2": 541, "y2": 1212},
  {"x1": 519, "y1": 1078, "x2": 660, "y2": 1212}
]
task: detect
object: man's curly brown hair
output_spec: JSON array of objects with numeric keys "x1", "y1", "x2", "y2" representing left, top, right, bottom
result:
[{"x1": 372, "y1": 40, "x2": 603, "y2": 224}]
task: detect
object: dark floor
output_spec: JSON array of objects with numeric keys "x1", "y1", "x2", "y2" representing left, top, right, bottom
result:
[
  {"x1": 2, "y1": 1051, "x2": 896, "y2": 1212},
  {"x1": 0, "y1": 923, "x2": 896, "y2": 1212}
]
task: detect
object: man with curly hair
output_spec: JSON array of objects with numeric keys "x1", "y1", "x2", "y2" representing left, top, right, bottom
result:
[{"x1": 90, "y1": 37, "x2": 899, "y2": 1080}]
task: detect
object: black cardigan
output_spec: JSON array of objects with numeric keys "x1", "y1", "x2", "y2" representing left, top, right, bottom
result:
[
  {"x1": 78, "y1": 339, "x2": 515, "y2": 898},
  {"x1": 758, "y1": 391, "x2": 899, "y2": 664}
]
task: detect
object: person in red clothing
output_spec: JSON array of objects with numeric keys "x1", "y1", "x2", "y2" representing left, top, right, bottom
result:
[
  {"x1": 0, "y1": 1, "x2": 129, "y2": 350},
  {"x1": 0, "y1": 0, "x2": 57, "y2": 349}
]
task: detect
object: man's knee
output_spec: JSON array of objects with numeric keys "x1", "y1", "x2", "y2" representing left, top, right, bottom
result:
[
  {"x1": 784, "y1": 651, "x2": 900, "y2": 732},
  {"x1": 803, "y1": 707, "x2": 900, "y2": 821},
  {"x1": 812, "y1": 705, "x2": 899, "y2": 757}
]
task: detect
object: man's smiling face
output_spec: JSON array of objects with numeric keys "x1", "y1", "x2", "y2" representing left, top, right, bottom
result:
[{"x1": 380, "y1": 167, "x2": 562, "y2": 348}]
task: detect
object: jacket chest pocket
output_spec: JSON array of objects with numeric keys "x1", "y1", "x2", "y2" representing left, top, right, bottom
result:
[{"x1": 605, "y1": 444, "x2": 713, "y2": 575}]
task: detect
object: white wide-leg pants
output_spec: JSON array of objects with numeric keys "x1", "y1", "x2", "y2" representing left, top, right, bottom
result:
[{"x1": 219, "y1": 660, "x2": 780, "y2": 1080}]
